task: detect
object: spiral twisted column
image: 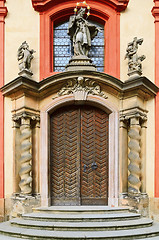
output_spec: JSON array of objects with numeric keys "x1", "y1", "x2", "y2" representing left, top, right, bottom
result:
[
  {"x1": 128, "y1": 117, "x2": 141, "y2": 194},
  {"x1": 19, "y1": 117, "x2": 32, "y2": 194}
]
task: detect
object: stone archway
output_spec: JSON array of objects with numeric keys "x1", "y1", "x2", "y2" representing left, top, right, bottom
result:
[{"x1": 40, "y1": 94, "x2": 119, "y2": 207}]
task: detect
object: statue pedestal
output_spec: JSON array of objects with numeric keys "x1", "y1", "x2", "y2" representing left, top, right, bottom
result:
[
  {"x1": 127, "y1": 70, "x2": 142, "y2": 80},
  {"x1": 10, "y1": 194, "x2": 40, "y2": 219},
  {"x1": 119, "y1": 192, "x2": 149, "y2": 217},
  {"x1": 65, "y1": 55, "x2": 97, "y2": 71},
  {"x1": 18, "y1": 69, "x2": 33, "y2": 79}
]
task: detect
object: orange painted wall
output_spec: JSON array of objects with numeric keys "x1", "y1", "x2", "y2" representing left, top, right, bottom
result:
[
  {"x1": 152, "y1": 0, "x2": 159, "y2": 197},
  {"x1": 0, "y1": 0, "x2": 7, "y2": 201}
]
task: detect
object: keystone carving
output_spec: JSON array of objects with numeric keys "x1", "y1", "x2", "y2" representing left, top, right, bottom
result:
[
  {"x1": 58, "y1": 76, "x2": 107, "y2": 100},
  {"x1": 125, "y1": 37, "x2": 146, "y2": 77}
]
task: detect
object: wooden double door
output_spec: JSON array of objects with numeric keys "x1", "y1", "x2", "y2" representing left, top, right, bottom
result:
[{"x1": 50, "y1": 105, "x2": 109, "y2": 205}]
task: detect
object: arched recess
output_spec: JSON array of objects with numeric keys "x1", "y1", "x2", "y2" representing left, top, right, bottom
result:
[
  {"x1": 40, "y1": 94, "x2": 119, "y2": 207},
  {"x1": 31, "y1": 0, "x2": 129, "y2": 80}
]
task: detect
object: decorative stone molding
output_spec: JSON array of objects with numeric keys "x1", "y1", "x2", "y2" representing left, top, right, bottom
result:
[
  {"x1": 152, "y1": 0, "x2": 159, "y2": 22},
  {"x1": 12, "y1": 112, "x2": 40, "y2": 123},
  {"x1": 58, "y1": 76, "x2": 107, "y2": 101},
  {"x1": 32, "y1": 0, "x2": 129, "y2": 12},
  {"x1": 120, "y1": 107, "x2": 147, "y2": 123}
]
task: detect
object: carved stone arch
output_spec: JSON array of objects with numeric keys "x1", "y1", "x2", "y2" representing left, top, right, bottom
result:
[
  {"x1": 32, "y1": 0, "x2": 129, "y2": 12},
  {"x1": 40, "y1": 94, "x2": 119, "y2": 207}
]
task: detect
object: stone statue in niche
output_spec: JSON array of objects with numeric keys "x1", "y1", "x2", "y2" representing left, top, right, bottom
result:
[
  {"x1": 17, "y1": 41, "x2": 35, "y2": 77},
  {"x1": 68, "y1": 7, "x2": 100, "y2": 56},
  {"x1": 125, "y1": 37, "x2": 146, "y2": 78}
]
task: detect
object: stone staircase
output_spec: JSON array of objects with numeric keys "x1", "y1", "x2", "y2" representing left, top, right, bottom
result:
[{"x1": 0, "y1": 206, "x2": 159, "y2": 239}]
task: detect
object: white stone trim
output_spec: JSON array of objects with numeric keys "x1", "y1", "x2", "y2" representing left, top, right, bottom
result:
[{"x1": 40, "y1": 94, "x2": 119, "y2": 207}]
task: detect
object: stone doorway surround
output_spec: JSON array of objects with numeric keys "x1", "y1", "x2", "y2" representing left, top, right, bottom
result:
[
  {"x1": 0, "y1": 70, "x2": 158, "y2": 217},
  {"x1": 40, "y1": 93, "x2": 119, "y2": 207}
]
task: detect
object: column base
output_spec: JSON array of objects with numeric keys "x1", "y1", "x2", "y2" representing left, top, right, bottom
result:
[
  {"x1": 18, "y1": 69, "x2": 33, "y2": 79},
  {"x1": 10, "y1": 193, "x2": 41, "y2": 218},
  {"x1": 127, "y1": 70, "x2": 142, "y2": 80},
  {"x1": 0, "y1": 198, "x2": 4, "y2": 222},
  {"x1": 119, "y1": 192, "x2": 149, "y2": 217}
]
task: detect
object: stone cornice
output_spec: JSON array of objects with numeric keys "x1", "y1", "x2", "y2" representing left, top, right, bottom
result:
[
  {"x1": 1, "y1": 71, "x2": 158, "y2": 100},
  {"x1": 32, "y1": 0, "x2": 129, "y2": 12},
  {"x1": 0, "y1": 0, "x2": 7, "y2": 19}
]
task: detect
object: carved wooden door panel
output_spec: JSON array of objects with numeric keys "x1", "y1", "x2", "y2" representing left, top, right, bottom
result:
[
  {"x1": 80, "y1": 106, "x2": 109, "y2": 205},
  {"x1": 50, "y1": 106, "x2": 81, "y2": 206},
  {"x1": 50, "y1": 105, "x2": 109, "y2": 205}
]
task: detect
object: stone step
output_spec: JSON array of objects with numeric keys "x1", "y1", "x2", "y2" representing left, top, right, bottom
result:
[
  {"x1": 22, "y1": 212, "x2": 141, "y2": 222},
  {"x1": 0, "y1": 222, "x2": 159, "y2": 239},
  {"x1": 33, "y1": 206, "x2": 130, "y2": 214},
  {"x1": 10, "y1": 217, "x2": 153, "y2": 231}
]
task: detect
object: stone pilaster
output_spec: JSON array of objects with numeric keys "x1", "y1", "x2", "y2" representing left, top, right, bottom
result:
[
  {"x1": 119, "y1": 117, "x2": 128, "y2": 195},
  {"x1": 12, "y1": 119, "x2": 21, "y2": 193},
  {"x1": 32, "y1": 119, "x2": 40, "y2": 193}
]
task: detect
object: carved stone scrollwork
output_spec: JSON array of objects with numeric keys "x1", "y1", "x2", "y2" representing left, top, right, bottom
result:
[
  {"x1": 58, "y1": 76, "x2": 107, "y2": 100},
  {"x1": 128, "y1": 117, "x2": 141, "y2": 194}
]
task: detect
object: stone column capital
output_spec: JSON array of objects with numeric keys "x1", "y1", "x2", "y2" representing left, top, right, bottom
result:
[{"x1": 12, "y1": 111, "x2": 40, "y2": 126}]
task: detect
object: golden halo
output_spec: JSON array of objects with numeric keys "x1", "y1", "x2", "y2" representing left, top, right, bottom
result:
[{"x1": 74, "y1": 1, "x2": 91, "y2": 18}]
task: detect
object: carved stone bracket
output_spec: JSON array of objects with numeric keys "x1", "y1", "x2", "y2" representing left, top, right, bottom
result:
[{"x1": 58, "y1": 76, "x2": 107, "y2": 101}]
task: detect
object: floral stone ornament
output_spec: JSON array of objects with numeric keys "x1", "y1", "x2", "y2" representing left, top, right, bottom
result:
[{"x1": 58, "y1": 76, "x2": 107, "y2": 101}]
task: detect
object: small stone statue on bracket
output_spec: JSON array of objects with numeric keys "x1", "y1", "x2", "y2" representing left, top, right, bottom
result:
[
  {"x1": 17, "y1": 41, "x2": 35, "y2": 78},
  {"x1": 125, "y1": 37, "x2": 146, "y2": 79}
]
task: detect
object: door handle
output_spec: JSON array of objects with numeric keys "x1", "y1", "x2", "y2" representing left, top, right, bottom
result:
[
  {"x1": 83, "y1": 164, "x2": 88, "y2": 172},
  {"x1": 91, "y1": 161, "x2": 97, "y2": 170}
]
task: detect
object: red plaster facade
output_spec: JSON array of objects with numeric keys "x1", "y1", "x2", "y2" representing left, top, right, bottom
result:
[
  {"x1": 0, "y1": 0, "x2": 7, "y2": 218},
  {"x1": 152, "y1": 0, "x2": 159, "y2": 198}
]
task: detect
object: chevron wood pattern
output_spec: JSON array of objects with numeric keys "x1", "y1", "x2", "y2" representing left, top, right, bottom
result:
[
  {"x1": 81, "y1": 106, "x2": 109, "y2": 205},
  {"x1": 50, "y1": 105, "x2": 109, "y2": 205},
  {"x1": 50, "y1": 106, "x2": 80, "y2": 205}
]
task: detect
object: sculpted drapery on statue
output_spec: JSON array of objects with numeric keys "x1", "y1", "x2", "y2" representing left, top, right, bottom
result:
[{"x1": 68, "y1": 7, "x2": 100, "y2": 56}]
